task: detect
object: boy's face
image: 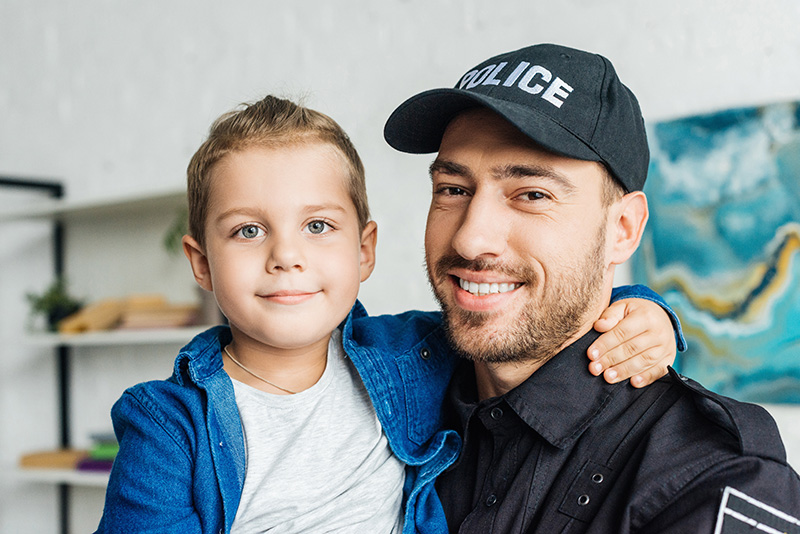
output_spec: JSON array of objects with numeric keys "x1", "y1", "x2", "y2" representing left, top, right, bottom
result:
[{"x1": 184, "y1": 143, "x2": 376, "y2": 356}]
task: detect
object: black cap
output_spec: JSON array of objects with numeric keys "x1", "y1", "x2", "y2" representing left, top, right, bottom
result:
[{"x1": 384, "y1": 44, "x2": 649, "y2": 192}]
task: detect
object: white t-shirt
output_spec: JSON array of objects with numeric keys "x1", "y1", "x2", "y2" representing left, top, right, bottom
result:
[{"x1": 229, "y1": 329, "x2": 405, "y2": 533}]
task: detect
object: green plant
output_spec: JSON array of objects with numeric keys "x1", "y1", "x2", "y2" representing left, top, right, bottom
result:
[
  {"x1": 26, "y1": 277, "x2": 84, "y2": 331},
  {"x1": 163, "y1": 206, "x2": 189, "y2": 255}
]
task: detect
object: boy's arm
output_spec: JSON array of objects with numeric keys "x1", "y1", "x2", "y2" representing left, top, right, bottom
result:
[
  {"x1": 589, "y1": 284, "x2": 686, "y2": 388},
  {"x1": 95, "y1": 391, "x2": 203, "y2": 533}
]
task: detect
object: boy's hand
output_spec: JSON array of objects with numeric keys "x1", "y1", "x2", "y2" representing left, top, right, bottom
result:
[{"x1": 587, "y1": 298, "x2": 677, "y2": 388}]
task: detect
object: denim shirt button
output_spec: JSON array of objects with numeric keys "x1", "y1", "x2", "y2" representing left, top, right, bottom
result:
[
  {"x1": 219, "y1": 441, "x2": 224, "y2": 448},
  {"x1": 419, "y1": 347, "x2": 431, "y2": 360},
  {"x1": 490, "y1": 407, "x2": 504, "y2": 420},
  {"x1": 485, "y1": 494, "x2": 498, "y2": 507}
]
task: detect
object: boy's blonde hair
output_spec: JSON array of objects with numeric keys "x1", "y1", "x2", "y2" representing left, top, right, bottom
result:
[{"x1": 187, "y1": 95, "x2": 370, "y2": 248}]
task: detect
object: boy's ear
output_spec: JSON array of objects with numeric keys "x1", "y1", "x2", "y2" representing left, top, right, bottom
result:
[
  {"x1": 182, "y1": 235, "x2": 214, "y2": 292},
  {"x1": 608, "y1": 191, "x2": 648, "y2": 266},
  {"x1": 359, "y1": 221, "x2": 378, "y2": 283}
]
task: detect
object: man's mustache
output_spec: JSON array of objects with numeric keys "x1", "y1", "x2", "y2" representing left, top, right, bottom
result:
[{"x1": 432, "y1": 255, "x2": 536, "y2": 284}]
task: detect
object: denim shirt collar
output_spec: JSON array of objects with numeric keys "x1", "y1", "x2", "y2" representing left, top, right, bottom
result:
[{"x1": 172, "y1": 302, "x2": 368, "y2": 386}]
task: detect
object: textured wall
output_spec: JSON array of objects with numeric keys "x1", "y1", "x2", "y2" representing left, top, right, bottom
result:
[{"x1": 2, "y1": 0, "x2": 800, "y2": 531}]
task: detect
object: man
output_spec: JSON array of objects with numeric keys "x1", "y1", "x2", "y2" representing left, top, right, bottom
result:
[{"x1": 384, "y1": 44, "x2": 800, "y2": 533}]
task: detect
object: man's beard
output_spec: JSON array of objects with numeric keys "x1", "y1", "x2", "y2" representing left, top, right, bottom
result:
[{"x1": 427, "y1": 230, "x2": 607, "y2": 365}]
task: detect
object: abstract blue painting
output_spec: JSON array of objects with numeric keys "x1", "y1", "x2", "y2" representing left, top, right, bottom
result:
[{"x1": 631, "y1": 102, "x2": 800, "y2": 403}]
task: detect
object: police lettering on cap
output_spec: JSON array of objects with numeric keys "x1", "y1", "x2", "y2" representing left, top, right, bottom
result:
[{"x1": 383, "y1": 43, "x2": 649, "y2": 193}]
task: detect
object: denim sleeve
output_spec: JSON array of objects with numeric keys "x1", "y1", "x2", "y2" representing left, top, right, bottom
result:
[
  {"x1": 610, "y1": 284, "x2": 687, "y2": 352},
  {"x1": 94, "y1": 391, "x2": 202, "y2": 533}
]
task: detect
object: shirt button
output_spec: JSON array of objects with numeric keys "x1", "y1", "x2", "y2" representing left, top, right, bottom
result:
[
  {"x1": 419, "y1": 347, "x2": 431, "y2": 360},
  {"x1": 578, "y1": 494, "x2": 591, "y2": 506},
  {"x1": 485, "y1": 494, "x2": 498, "y2": 507},
  {"x1": 490, "y1": 407, "x2": 504, "y2": 420}
]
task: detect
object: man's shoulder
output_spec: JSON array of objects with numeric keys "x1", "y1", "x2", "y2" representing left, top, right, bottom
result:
[
  {"x1": 623, "y1": 370, "x2": 800, "y2": 530},
  {"x1": 667, "y1": 369, "x2": 787, "y2": 462}
]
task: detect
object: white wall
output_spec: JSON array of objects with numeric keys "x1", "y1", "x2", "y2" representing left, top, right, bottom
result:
[{"x1": 2, "y1": 1, "x2": 800, "y2": 531}]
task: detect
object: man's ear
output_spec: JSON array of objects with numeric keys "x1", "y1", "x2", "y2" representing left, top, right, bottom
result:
[
  {"x1": 608, "y1": 191, "x2": 648, "y2": 266},
  {"x1": 182, "y1": 235, "x2": 214, "y2": 292},
  {"x1": 359, "y1": 220, "x2": 378, "y2": 283}
]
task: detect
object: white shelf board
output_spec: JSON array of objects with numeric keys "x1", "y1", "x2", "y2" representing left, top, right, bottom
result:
[
  {"x1": 17, "y1": 467, "x2": 109, "y2": 487},
  {"x1": 0, "y1": 188, "x2": 186, "y2": 223},
  {"x1": 23, "y1": 325, "x2": 215, "y2": 348}
]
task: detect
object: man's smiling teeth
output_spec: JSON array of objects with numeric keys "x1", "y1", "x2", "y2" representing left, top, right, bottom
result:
[{"x1": 458, "y1": 278, "x2": 518, "y2": 296}]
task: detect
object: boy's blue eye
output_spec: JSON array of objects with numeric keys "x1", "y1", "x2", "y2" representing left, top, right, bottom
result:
[
  {"x1": 237, "y1": 225, "x2": 264, "y2": 239},
  {"x1": 306, "y1": 221, "x2": 329, "y2": 234}
]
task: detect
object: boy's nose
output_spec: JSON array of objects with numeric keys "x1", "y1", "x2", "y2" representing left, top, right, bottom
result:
[
  {"x1": 451, "y1": 194, "x2": 508, "y2": 260},
  {"x1": 266, "y1": 233, "x2": 305, "y2": 272}
]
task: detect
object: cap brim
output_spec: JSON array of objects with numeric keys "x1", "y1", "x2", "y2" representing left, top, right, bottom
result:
[{"x1": 384, "y1": 88, "x2": 601, "y2": 164}]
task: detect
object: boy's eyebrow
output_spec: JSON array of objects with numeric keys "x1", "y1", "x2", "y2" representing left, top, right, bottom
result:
[
  {"x1": 215, "y1": 203, "x2": 350, "y2": 221},
  {"x1": 301, "y1": 203, "x2": 349, "y2": 216},
  {"x1": 429, "y1": 158, "x2": 577, "y2": 192}
]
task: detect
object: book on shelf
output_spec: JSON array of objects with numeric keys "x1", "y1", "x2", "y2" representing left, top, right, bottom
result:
[
  {"x1": 20, "y1": 433, "x2": 119, "y2": 473},
  {"x1": 57, "y1": 294, "x2": 200, "y2": 333}
]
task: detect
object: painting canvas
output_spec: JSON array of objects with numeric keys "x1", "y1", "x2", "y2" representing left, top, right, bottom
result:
[{"x1": 631, "y1": 101, "x2": 800, "y2": 403}]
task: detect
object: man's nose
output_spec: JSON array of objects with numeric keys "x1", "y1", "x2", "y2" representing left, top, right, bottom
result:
[
  {"x1": 266, "y1": 231, "x2": 306, "y2": 272},
  {"x1": 451, "y1": 193, "x2": 508, "y2": 260}
]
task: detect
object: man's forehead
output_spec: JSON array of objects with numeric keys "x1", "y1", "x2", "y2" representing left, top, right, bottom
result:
[{"x1": 437, "y1": 108, "x2": 608, "y2": 186}]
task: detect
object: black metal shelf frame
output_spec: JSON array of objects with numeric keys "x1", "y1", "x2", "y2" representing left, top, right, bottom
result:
[{"x1": 1, "y1": 176, "x2": 71, "y2": 534}]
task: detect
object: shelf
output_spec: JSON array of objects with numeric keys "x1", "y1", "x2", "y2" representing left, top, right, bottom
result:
[
  {"x1": 23, "y1": 325, "x2": 216, "y2": 348},
  {"x1": 17, "y1": 467, "x2": 110, "y2": 488},
  {"x1": 0, "y1": 188, "x2": 185, "y2": 223}
]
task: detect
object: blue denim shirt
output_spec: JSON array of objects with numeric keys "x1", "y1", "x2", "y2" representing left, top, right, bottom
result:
[{"x1": 96, "y1": 284, "x2": 683, "y2": 534}]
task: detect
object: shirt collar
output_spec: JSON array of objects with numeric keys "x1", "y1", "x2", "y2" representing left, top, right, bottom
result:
[
  {"x1": 448, "y1": 329, "x2": 622, "y2": 450},
  {"x1": 506, "y1": 330, "x2": 621, "y2": 448}
]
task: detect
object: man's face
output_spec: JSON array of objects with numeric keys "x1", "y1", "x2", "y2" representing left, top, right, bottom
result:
[{"x1": 424, "y1": 108, "x2": 614, "y2": 364}]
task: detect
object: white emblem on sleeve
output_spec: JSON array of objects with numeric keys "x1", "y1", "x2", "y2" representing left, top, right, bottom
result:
[{"x1": 714, "y1": 486, "x2": 800, "y2": 534}]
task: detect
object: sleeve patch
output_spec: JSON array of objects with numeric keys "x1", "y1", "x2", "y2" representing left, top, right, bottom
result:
[{"x1": 714, "y1": 486, "x2": 800, "y2": 534}]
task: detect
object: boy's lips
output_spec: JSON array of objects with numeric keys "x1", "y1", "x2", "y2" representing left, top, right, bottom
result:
[{"x1": 260, "y1": 289, "x2": 320, "y2": 305}]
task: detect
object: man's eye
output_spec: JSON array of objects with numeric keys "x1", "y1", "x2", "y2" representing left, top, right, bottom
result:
[
  {"x1": 519, "y1": 191, "x2": 546, "y2": 201},
  {"x1": 437, "y1": 186, "x2": 469, "y2": 196},
  {"x1": 306, "y1": 220, "x2": 331, "y2": 234},
  {"x1": 236, "y1": 225, "x2": 265, "y2": 239}
]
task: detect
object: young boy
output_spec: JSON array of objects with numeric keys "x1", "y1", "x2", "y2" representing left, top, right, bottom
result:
[{"x1": 95, "y1": 96, "x2": 682, "y2": 533}]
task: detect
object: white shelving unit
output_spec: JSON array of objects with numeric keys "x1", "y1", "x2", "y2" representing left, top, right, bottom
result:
[
  {"x1": 24, "y1": 325, "x2": 212, "y2": 349},
  {"x1": 0, "y1": 188, "x2": 186, "y2": 223},
  {"x1": 2, "y1": 179, "x2": 209, "y2": 532},
  {"x1": 17, "y1": 468, "x2": 110, "y2": 488}
]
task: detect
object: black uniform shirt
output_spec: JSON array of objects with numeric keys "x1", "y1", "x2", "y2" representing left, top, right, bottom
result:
[{"x1": 435, "y1": 330, "x2": 800, "y2": 534}]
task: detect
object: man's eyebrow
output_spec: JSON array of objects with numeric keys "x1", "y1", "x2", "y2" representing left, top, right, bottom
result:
[
  {"x1": 429, "y1": 159, "x2": 471, "y2": 180},
  {"x1": 430, "y1": 159, "x2": 577, "y2": 192},
  {"x1": 497, "y1": 164, "x2": 577, "y2": 192}
]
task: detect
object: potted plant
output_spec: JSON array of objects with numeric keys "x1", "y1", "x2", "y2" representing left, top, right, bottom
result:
[{"x1": 26, "y1": 277, "x2": 84, "y2": 332}]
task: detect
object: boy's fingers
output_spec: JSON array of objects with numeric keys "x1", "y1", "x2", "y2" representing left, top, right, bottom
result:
[
  {"x1": 587, "y1": 317, "x2": 637, "y2": 362},
  {"x1": 630, "y1": 364, "x2": 670, "y2": 388},
  {"x1": 599, "y1": 342, "x2": 663, "y2": 382},
  {"x1": 592, "y1": 300, "x2": 628, "y2": 333}
]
